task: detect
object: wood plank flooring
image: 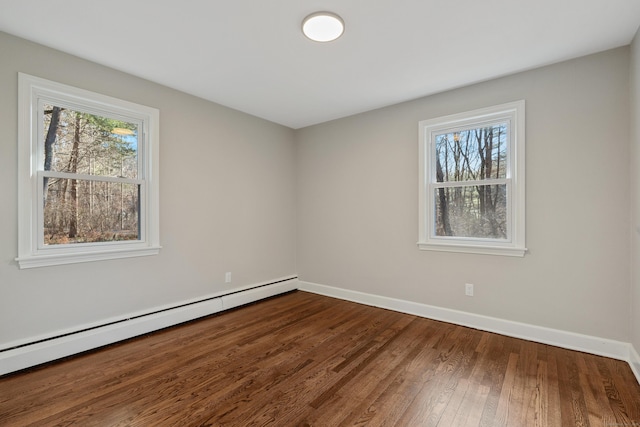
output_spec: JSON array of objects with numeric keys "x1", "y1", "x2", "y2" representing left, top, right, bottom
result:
[{"x1": 0, "y1": 291, "x2": 639, "y2": 426}]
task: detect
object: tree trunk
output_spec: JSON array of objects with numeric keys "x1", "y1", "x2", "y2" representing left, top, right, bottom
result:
[
  {"x1": 68, "y1": 114, "x2": 81, "y2": 238},
  {"x1": 43, "y1": 107, "x2": 61, "y2": 204},
  {"x1": 436, "y1": 157, "x2": 452, "y2": 236}
]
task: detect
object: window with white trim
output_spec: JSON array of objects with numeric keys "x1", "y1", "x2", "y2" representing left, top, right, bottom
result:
[
  {"x1": 418, "y1": 101, "x2": 526, "y2": 256},
  {"x1": 17, "y1": 73, "x2": 160, "y2": 269}
]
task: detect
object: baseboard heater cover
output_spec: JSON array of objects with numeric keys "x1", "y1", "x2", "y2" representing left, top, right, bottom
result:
[{"x1": 0, "y1": 278, "x2": 298, "y2": 376}]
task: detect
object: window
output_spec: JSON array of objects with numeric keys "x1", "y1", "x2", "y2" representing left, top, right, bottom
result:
[
  {"x1": 17, "y1": 73, "x2": 160, "y2": 268},
  {"x1": 418, "y1": 101, "x2": 526, "y2": 256}
]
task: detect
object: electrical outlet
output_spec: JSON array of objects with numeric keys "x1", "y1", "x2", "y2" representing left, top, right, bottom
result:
[
  {"x1": 465, "y1": 283, "x2": 474, "y2": 297},
  {"x1": 225, "y1": 272, "x2": 232, "y2": 283}
]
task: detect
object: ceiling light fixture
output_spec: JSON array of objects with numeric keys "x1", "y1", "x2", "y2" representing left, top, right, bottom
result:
[{"x1": 302, "y1": 12, "x2": 344, "y2": 42}]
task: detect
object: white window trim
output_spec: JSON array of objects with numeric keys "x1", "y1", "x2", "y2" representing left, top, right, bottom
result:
[
  {"x1": 16, "y1": 73, "x2": 161, "y2": 269},
  {"x1": 418, "y1": 101, "x2": 526, "y2": 257}
]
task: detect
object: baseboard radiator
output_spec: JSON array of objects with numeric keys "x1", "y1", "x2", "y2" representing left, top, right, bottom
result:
[{"x1": 0, "y1": 277, "x2": 298, "y2": 377}]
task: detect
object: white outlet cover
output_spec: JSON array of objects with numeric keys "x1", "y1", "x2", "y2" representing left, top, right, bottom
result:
[{"x1": 465, "y1": 283, "x2": 474, "y2": 296}]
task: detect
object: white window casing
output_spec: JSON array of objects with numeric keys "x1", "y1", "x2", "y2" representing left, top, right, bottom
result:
[
  {"x1": 418, "y1": 101, "x2": 526, "y2": 257},
  {"x1": 17, "y1": 73, "x2": 161, "y2": 268}
]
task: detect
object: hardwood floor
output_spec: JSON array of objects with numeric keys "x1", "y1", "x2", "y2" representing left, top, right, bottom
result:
[{"x1": 1, "y1": 291, "x2": 639, "y2": 426}]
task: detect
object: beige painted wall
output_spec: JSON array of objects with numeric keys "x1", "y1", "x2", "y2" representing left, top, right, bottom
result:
[
  {"x1": 0, "y1": 32, "x2": 297, "y2": 347},
  {"x1": 296, "y1": 47, "x2": 632, "y2": 341},
  {"x1": 631, "y1": 29, "x2": 640, "y2": 353}
]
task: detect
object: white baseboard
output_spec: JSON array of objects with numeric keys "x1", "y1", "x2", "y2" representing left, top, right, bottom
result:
[
  {"x1": 0, "y1": 277, "x2": 297, "y2": 376},
  {"x1": 298, "y1": 281, "x2": 638, "y2": 374},
  {"x1": 3, "y1": 277, "x2": 638, "y2": 385},
  {"x1": 630, "y1": 344, "x2": 640, "y2": 385}
]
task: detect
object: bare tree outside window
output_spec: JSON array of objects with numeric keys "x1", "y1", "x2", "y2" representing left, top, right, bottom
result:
[
  {"x1": 42, "y1": 105, "x2": 140, "y2": 245},
  {"x1": 18, "y1": 73, "x2": 160, "y2": 269},
  {"x1": 418, "y1": 101, "x2": 525, "y2": 257},
  {"x1": 433, "y1": 125, "x2": 508, "y2": 239}
]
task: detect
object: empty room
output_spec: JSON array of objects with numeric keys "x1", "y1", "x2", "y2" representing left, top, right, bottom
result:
[{"x1": 1, "y1": 0, "x2": 640, "y2": 425}]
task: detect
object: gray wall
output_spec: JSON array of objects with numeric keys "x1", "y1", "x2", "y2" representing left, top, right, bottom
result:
[
  {"x1": 631, "y1": 29, "x2": 640, "y2": 354},
  {"x1": 296, "y1": 47, "x2": 632, "y2": 342},
  {"x1": 0, "y1": 32, "x2": 297, "y2": 347}
]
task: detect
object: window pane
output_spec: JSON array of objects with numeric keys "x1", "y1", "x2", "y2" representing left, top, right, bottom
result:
[
  {"x1": 434, "y1": 184, "x2": 507, "y2": 239},
  {"x1": 43, "y1": 105, "x2": 138, "y2": 179},
  {"x1": 44, "y1": 178, "x2": 140, "y2": 245},
  {"x1": 435, "y1": 124, "x2": 507, "y2": 182}
]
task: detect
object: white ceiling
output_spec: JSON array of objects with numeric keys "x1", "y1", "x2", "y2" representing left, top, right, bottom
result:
[{"x1": 1, "y1": 1, "x2": 639, "y2": 129}]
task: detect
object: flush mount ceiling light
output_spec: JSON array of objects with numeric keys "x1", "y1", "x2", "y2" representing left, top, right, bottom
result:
[{"x1": 302, "y1": 12, "x2": 344, "y2": 42}]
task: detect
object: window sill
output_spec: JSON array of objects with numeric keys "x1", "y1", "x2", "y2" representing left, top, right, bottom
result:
[
  {"x1": 417, "y1": 242, "x2": 527, "y2": 257},
  {"x1": 16, "y1": 246, "x2": 161, "y2": 269}
]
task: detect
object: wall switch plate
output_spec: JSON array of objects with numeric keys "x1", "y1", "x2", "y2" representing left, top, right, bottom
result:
[{"x1": 225, "y1": 272, "x2": 232, "y2": 283}]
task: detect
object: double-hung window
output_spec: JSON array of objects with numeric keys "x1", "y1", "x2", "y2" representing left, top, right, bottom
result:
[
  {"x1": 17, "y1": 73, "x2": 160, "y2": 268},
  {"x1": 418, "y1": 101, "x2": 526, "y2": 256}
]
